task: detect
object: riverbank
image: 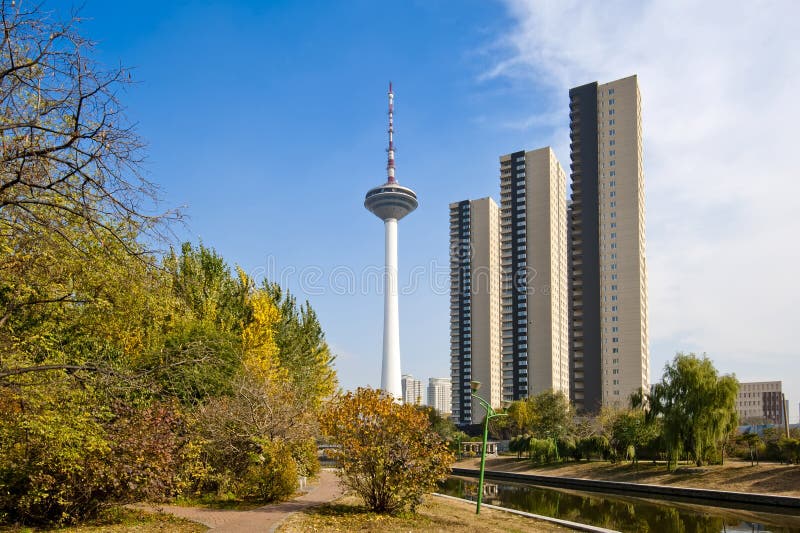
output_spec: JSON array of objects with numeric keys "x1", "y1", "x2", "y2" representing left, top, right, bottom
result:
[
  {"x1": 455, "y1": 457, "x2": 800, "y2": 497},
  {"x1": 277, "y1": 493, "x2": 571, "y2": 532}
]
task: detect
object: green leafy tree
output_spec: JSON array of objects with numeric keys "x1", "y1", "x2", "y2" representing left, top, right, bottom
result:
[
  {"x1": 499, "y1": 390, "x2": 573, "y2": 441},
  {"x1": 605, "y1": 409, "x2": 659, "y2": 465},
  {"x1": 639, "y1": 353, "x2": 739, "y2": 470},
  {"x1": 738, "y1": 432, "x2": 763, "y2": 466},
  {"x1": 779, "y1": 438, "x2": 800, "y2": 465},
  {"x1": 415, "y1": 405, "x2": 458, "y2": 442},
  {"x1": 321, "y1": 388, "x2": 454, "y2": 514},
  {"x1": 264, "y1": 283, "x2": 337, "y2": 408}
]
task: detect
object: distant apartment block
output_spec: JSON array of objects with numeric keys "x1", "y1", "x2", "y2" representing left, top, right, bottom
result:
[
  {"x1": 499, "y1": 148, "x2": 569, "y2": 402},
  {"x1": 568, "y1": 75, "x2": 650, "y2": 411},
  {"x1": 449, "y1": 197, "x2": 502, "y2": 425},
  {"x1": 737, "y1": 381, "x2": 785, "y2": 425},
  {"x1": 427, "y1": 377, "x2": 452, "y2": 415},
  {"x1": 401, "y1": 374, "x2": 423, "y2": 405}
]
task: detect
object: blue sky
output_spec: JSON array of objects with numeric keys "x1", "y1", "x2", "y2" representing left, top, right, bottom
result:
[{"x1": 57, "y1": 0, "x2": 800, "y2": 421}]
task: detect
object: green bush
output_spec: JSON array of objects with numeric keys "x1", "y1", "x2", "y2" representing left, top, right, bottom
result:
[
  {"x1": 779, "y1": 438, "x2": 800, "y2": 464},
  {"x1": 529, "y1": 438, "x2": 558, "y2": 465},
  {"x1": 557, "y1": 437, "x2": 576, "y2": 461},
  {"x1": 291, "y1": 437, "x2": 321, "y2": 478},
  {"x1": 577, "y1": 435, "x2": 611, "y2": 461}
]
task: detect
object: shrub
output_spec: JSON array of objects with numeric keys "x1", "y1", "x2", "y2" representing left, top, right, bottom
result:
[
  {"x1": 190, "y1": 374, "x2": 315, "y2": 501},
  {"x1": 0, "y1": 387, "x2": 184, "y2": 526},
  {"x1": 236, "y1": 440, "x2": 298, "y2": 501},
  {"x1": 779, "y1": 438, "x2": 800, "y2": 464},
  {"x1": 578, "y1": 435, "x2": 611, "y2": 461},
  {"x1": 321, "y1": 388, "x2": 454, "y2": 514},
  {"x1": 529, "y1": 438, "x2": 558, "y2": 465},
  {"x1": 557, "y1": 437, "x2": 576, "y2": 461}
]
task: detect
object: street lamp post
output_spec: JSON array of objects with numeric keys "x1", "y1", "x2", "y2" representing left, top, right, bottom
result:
[{"x1": 470, "y1": 380, "x2": 507, "y2": 515}]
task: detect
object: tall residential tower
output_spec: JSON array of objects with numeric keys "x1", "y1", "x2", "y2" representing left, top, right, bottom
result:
[
  {"x1": 568, "y1": 75, "x2": 650, "y2": 411},
  {"x1": 500, "y1": 148, "x2": 569, "y2": 402},
  {"x1": 449, "y1": 197, "x2": 502, "y2": 425},
  {"x1": 427, "y1": 377, "x2": 452, "y2": 415},
  {"x1": 364, "y1": 83, "x2": 418, "y2": 399}
]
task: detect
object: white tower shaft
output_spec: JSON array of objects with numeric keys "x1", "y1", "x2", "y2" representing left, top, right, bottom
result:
[{"x1": 381, "y1": 217, "x2": 402, "y2": 398}]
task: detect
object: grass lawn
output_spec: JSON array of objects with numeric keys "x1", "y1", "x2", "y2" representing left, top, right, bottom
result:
[
  {"x1": 277, "y1": 493, "x2": 569, "y2": 532},
  {"x1": 0, "y1": 508, "x2": 206, "y2": 533}
]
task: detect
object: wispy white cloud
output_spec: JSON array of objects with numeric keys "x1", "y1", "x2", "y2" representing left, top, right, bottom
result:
[{"x1": 493, "y1": 0, "x2": 800, "y2": 417}]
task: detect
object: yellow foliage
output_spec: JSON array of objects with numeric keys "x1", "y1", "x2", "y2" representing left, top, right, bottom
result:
[{"x1": 241, "y1": 289, "x2": 284, "y2": 380}]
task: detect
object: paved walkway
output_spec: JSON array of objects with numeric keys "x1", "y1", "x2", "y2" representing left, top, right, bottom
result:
[{"x1": 134, "y1": 469, "x2": 343, "y2": 532}]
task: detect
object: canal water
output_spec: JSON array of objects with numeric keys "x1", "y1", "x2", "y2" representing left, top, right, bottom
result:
[{"x1": 440, "y1": 476, "x2": 800, "y2": 532}]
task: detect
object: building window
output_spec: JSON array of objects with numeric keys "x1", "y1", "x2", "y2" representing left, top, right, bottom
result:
[
  {"x1": 610, "y1": 191, "x2": 616, "y2": 197},
  {"x1": 610, "y1": 129, "x2": 615, "y2": 136},
  {"x1": 610, "y1": 212, "x2": 616, "y2": 218},
  {"x1": 610, "y1": 201, "x2": 616, "y2": 208},
  {"x1": 609, "y1": 150, "x2": 616, "y2": 156},
  {"x1": 609, "y1": 109, "x2": 615, "y2": 115},
  {"x1": 609, "y1": 98, "x2": 615, "y2": 104},
  {"x1": 611, "y1": 295, "x2": 618, "y2": 301},
  {"x1": 610, "y1": 160, "x2": 615, "y2": 166},
  {"x1": 611, "y1": 284, "x2": 618, "y2": 291},
  {"x1": 612, "y1": 326, "x2": 619, "y2": 333},
  {"x1": 609, "y1": 119, "x2": 615, "y2": 126},
  {"x1": 610, "y1": 139, "x2": 616, "y2": 146},
  {"x1": 609, "y1": 88, "x2": 615, "y2": 95},
  {"x1": 612, "y1": 337, "x2": 619, "y2": 343},
  {"x1": 611, "y1": 305, "x2": 618, "y2": 312}
]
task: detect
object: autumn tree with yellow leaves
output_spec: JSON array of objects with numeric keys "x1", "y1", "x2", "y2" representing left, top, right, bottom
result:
[{"x1": 322, "y1": 388, "x2": 454, "y2": 514}]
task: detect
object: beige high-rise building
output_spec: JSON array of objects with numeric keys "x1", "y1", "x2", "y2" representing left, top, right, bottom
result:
[
  {"x1": 499, "y1": 148, "x2": 569, "y2": 402},
  {"x1": 449, "y1": 197, "x2": 502, "y2": 425},
  {"x1": 569, "y1": 75, "x2": 650, "y2": 411}
]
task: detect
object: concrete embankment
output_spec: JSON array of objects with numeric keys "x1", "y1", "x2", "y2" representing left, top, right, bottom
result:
[{"x1": 451, "y1": 467, "x2": 800, "y2": 510}]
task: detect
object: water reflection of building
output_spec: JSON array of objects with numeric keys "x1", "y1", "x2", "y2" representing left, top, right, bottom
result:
[{"x1": 462, "y1": 479, "x2": 499, "y2": 501}]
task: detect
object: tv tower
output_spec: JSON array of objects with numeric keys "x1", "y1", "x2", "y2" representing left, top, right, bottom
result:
[{"x1": 364, "y1": 82, "x2": 418, "y2": 400}]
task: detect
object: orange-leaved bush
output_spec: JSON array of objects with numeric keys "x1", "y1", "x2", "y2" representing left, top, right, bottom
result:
[{"x1": 321, "y1": 388, "x2": 454, "y2": 514}]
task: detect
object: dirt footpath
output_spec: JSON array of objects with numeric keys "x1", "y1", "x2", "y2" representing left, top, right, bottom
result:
[{"x1": 133, "y1": 469, "x2": 344, "y2": 532}]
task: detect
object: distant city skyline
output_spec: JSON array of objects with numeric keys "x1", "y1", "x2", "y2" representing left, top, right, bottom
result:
[{"x1": 64, "y1": 0, "x2": 800, "y2": 422}]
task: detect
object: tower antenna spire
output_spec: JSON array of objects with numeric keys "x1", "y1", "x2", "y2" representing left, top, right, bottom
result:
[{"x1": 387, "y1": 81, "x2": 396, "y2": 184}]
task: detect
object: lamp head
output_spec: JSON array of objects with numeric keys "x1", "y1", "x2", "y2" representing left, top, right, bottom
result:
[{"x1": 470, "y1": 381, "x2": 481, "y2": 393}]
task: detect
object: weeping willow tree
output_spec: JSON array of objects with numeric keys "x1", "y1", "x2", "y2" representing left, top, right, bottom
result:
[{"x1": 636, "y1": 353, "x2": 738, "y2": 470}]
